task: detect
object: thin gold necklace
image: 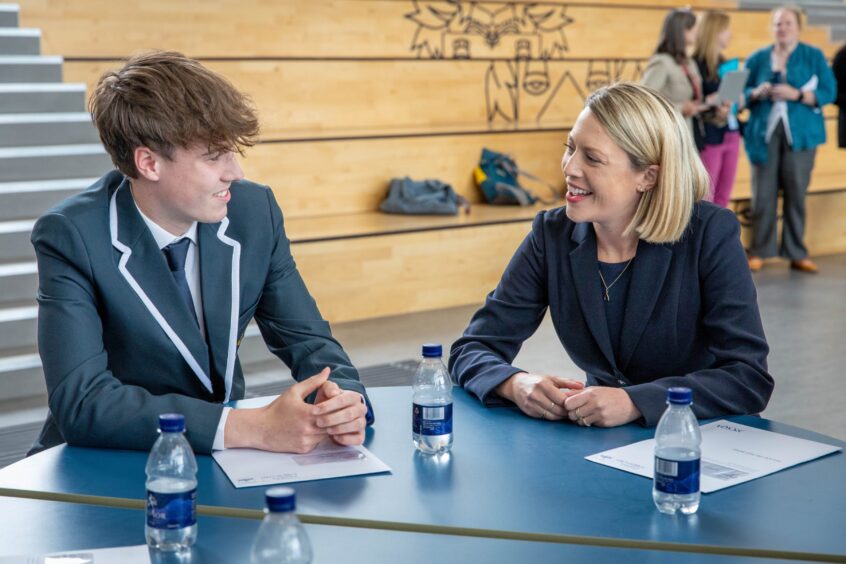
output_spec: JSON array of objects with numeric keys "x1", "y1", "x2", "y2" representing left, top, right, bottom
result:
[{"x1": 598, "y1": 259, "x2": 634, "y2": 302}]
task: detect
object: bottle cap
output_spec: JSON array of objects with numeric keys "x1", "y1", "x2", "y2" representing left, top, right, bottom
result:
[
  {"x1": 158, "y1": 413, "x2": 185, "y2": 433},
  {"x1": 265, "y1": 486, "x2": 296, "y2": 512},
  {"x1": 667, "y1": 387, "x2": 693, "y2": 405},
  {"x1": 422, "y1": 343, "x2": 442, "y2": 358}
]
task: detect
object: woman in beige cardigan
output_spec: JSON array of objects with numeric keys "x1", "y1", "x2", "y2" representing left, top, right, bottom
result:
[{"x1": 641, "y1": 9, "x2": 707, "y2": 139}]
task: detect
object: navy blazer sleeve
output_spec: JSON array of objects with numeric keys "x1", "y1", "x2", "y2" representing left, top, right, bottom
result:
[
  {"x1": 624, "y1": 208, "x2": 773, "y2": 425},
  {"x1": 254, "y1": 190, "x2": 374, "y2": 423},
  {"x1": 449, "y1": 214, "x2": 548, "y2": 405},
  {"x1": 32, "y1": 212, "x2": 225, "y2": 453}
]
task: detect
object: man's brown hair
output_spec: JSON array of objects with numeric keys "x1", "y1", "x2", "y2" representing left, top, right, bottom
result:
[{"x1": 89, "y1": 50, "x2": 260, "y2": 178}]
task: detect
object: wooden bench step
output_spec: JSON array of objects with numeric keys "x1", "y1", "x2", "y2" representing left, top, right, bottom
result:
[{"x1": 285, "y1": 204, "x2": 552, "y2": 243}]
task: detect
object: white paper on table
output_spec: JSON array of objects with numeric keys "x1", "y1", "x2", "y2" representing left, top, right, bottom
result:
[
  {"x1": 0, "y1": 545, "x2": 150, "y2": 564},
  {"x1": 213, "y1": 441, "x2": 391, "y2": 488},
  {"x1": 585, "y1": 420, "x2": 841, "y2": 493}
]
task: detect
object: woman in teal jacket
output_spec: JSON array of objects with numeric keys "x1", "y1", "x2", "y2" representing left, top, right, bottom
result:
[{"x1": 744, "y1": 7, "x2": 836, "y2": 273}]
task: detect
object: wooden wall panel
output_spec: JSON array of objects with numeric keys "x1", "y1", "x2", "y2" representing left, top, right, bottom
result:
[
  {"x1": 241, "y1": 131, "x2": 567, "y2": 218},
  {"x1": 240, "y1": 127, "x2": 845, "y2": 219},
  {"x1": 22, "y1": 1, "x2": 839, "y2": 60},
  {"x1": 66, "y1": 59, "x2": 599, "y2": 136},
  {"x1": 59, "y1": 61, "x2": 843, "y2": 222},
  {"x1": 63, "y1": 59, "x2": 839, "y2": 140},
  {"x1": 19, "y1": 0, "x2": 846, "y2": 323},
  {"x1": 292, "y1": 222, "x2": 531, "y2": 323},
  {"x1": 803, "y1": 192, "x2": 846, "y2": 256}
]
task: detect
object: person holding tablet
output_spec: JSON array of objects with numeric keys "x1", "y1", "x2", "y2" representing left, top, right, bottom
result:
[
  {"x1": 693, "y1": 11, "x2": 741, "y2": 208},
  {"x1": 449, "y1": 83, "x2": 773, "y2": 428}
]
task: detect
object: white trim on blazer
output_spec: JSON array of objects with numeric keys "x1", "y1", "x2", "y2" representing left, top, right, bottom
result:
[
  {"x1": 214, "y1": 217, "x2": 241, "y2": 403},
  {"x1": 109, "y1": 188, "x2": 244, "y2": 397}
]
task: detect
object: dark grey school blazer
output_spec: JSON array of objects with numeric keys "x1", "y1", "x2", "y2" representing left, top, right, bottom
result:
[
  {"x1": 450, "y1": 203, "x2": 774, "y2": 425},
  {"x1": 31, "y1": 171, "x2": 372, "y2": 454}
]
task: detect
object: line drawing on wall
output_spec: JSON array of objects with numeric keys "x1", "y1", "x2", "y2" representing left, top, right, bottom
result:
[{"x1": 405, "y1": 1, "x2": 644, "y2": 124}]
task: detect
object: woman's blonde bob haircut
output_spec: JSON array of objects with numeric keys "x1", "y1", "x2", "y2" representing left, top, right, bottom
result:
[{"x1": 585, "y1": 82, "x2": 709, "y2": 243}]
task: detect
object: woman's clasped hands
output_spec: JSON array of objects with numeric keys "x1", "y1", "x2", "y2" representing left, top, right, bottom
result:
[{"x1": 496, "y1": 373, "x2": 642, "y2": 428}]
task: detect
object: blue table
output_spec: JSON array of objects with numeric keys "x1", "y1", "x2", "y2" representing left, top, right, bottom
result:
[
  {"x1": 0, "y1": 497, "x2": 812, "y2": 563},
  {"x1": 0, "y1": 387, "x2": 843, "y2": 561}
]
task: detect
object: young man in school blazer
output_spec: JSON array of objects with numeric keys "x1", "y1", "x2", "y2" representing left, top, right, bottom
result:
[{"x1": 29, "y1": 51, "x2": 372, "y2": 455}]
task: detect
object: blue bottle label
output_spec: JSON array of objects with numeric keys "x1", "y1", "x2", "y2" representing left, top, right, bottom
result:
[
  {"x1": 146, "y1": 488, "x2": 197, "y2": 529},
  {"x1": 413, "y1": 402, "x2": 453, "y2": 436},
  {"x1": 654, "y1": 457, "x2": 700, "y2": 494}
]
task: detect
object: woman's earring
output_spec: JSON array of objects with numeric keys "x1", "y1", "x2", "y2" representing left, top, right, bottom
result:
[{"x1": 636, "y1": 185, "x2": 643, "y2": 193}]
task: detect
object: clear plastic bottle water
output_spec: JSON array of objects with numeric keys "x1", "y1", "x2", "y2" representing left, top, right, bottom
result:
[
  {"x1": 251, "y1": 487, "x2": 313, "y2": 564},
  {"x1": 653, "y1": 387, "x2": 702, "y2": 515},
  {"x1": 412, "y1": 343, "x2": 453, "y2": 454},
  {"x1": 145, "y1": 413, "x2": 198, "y2": 551}
]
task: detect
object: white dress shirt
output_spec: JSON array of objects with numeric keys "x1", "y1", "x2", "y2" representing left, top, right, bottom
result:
[{"x1": 135, "y1": 203, "x2": 231, "y2": 451}]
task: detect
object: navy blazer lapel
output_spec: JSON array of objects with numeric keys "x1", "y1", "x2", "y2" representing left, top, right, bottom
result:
[
  {"x1": 569, "y1": 223, "x2": 616, "y2": 369},
  {"x1": 109, "y1": 179, "x2": 213, "y2": 394},
  {"x1": 618, "y1": 240, "x2": 673, "y2": 371},
  {"x1": 198, "y1": 219, "x2": 241, "y2": 403}
]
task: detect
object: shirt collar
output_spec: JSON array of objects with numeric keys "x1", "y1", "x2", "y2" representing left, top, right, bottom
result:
[{"x1": 133, "y1": 200, "x2": 198, "y2": 250}]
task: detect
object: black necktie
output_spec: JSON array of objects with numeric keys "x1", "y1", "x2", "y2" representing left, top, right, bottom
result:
[{"x1": 162, "y1": 238, "x2": 200, "y2": 327}]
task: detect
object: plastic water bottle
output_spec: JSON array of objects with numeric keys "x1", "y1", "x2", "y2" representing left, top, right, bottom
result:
[
  {"x1": 653, "y1": 387, "x2": 702, "y2": 515},
  {"x1": 145, "y1": 413, "x2": 198, "y2": 551},
  {"x1": 412, "y1": 343, "x2": 453, "y2": 454},
  {"x1": 251, "y1": 487, "x2": 313, "y2": 564}
]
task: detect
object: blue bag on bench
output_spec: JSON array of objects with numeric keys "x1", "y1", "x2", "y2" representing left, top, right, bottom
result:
[
  {"x1": 474, "y1": 148, "x2": 561, "y2": 206},
  {"x1": 379, "y1": 177, "x2": 470, "y2": 216}
]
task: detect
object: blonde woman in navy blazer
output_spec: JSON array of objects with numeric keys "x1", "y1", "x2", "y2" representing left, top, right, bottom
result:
[{"x1": 450, "y1": 83, "x2": 773, "y2": 427}]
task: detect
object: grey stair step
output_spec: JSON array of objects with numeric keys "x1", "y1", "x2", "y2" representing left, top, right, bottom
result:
[
  {"x1": 0, "y1": 260, "x2": 37, "y2": 304},
  {"x1": 0, "y1": 83, "x2": 86, "y2": 114},
  {"x1": 740, "y1": 0, "x2": 846, "y2": 8},
  {"x1": 0, "y1": 113, "x2": 99, "y2": 147},
  {"x1": 0, "y1": 56, "x2": 62, "y2": 83},
  {"x1": 808, "y1": 10, "x2": 846, "y2": 24},
  {"x1": 0, "y1": 4, "x2": 18, "y2": 28},
  {"x1": 0, "y1": 303, "x2": 37, "y2": 352},
  {"x1": 0, "y1": 144, "x2": 112, "y2": 182},
  {"x1": 737, "y1": 0, "x2": 781, "y2": 8},
  {"x1": 0, "y1": 29, "x2": 39, "y2": 55},
  {"x1": 0, "y1": 421, "x2": 43, "y2": 468},
  {"x1": 832, "y1": 25, "x2": 846, "y2": 40},
  {"x1": 0, "y1": 219, "x2": 34, "y2": 261},
  {"x1": 0, "y1": 177, "x2": 96, "y2": 220},
  {"x1": 0, "y1": 351, "x2": 44, "y2": 405}
]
